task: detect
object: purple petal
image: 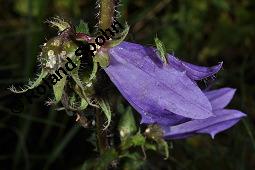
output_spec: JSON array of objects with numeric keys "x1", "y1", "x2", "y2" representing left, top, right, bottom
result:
[
  {"x1": 162, "y1": 109, "x2": 246, "y2": 139},
  {"x1": 205, "y1": 88, "x2": 236, "y2": 110},
  {"x1": 167, "y1": 55, "x2": 223, "y2": 80},
  {"x1": 105, "y1": 42, "x2": 213, "y2": 119},
  {"x1": 141, "y1": 43, "x2": 222, "y2": 81},
  {"x1": 140, "y1": 109, "x2": 190, "y2": 126},
  {"x1": 197, "y1": 119, "x2": 240, "y2": 138}
]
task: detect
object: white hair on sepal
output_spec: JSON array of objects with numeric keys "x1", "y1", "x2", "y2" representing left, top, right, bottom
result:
[
  {"x1": 8, "y1": 83, "x2": 28, "y2": 93},
  {"x1": 45, "y1": 16, "x2": 71, "y2": 32},
  {"x1": 8, "y1": 85, "x2": 18, "y2": 93},
  {"x1": 9, "y1": 69, "x2": 48, "y2": 94}
]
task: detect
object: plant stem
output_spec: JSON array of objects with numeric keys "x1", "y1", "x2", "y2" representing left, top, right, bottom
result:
[
  {"x1": 99, "y1": 0, "x2": 115, "y2": 30},
  {"x1": 94, "y1": 0, "x2": 115, "y2": 155}
]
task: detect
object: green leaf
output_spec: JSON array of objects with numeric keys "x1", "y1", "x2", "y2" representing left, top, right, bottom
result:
[
  {"x1": 154, "y1": 37, "x2": 168, "y2": 64},
  {"x1": 98, "y1": 99, "x2": 112, "y2": 130},
  {"x1": 53, "y1": 75, "x2": 67, "y2": 103},
  {"x1": 118, "y1": 107, "x2": 137, "y2": 139},
  {"x1": 76, "y1": 20, "x2": 90, "y2": 34}
]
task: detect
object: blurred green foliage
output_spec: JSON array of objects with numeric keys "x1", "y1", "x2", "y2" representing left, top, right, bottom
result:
[{"x1": 0, "y1": 0, "x2": 255, "y2": 169}]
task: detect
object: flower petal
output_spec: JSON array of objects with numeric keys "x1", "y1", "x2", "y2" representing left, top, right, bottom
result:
[
  {"x1": 197, "y1": 119, "x2": 240, "y2": 138},
  {"x1": 162, "y1": 109, "x2": 246, "y2": 139},
  {"x1": 205, "y1": 88, "x2": 236, "y2": 110},
  {"x1": 167, "y1": 54, "x2": 223, "y2": 80},
  {"x1": 105, "y1": 42, "x2": 213, "y2": 119},
  {"x1": 140, "y1": 109, "x2": 190, "y2": 126}
]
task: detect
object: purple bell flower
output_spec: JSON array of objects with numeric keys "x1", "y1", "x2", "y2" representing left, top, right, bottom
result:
[{"x1": 104, "y1": 41, "x2": 246, "y2": 139}]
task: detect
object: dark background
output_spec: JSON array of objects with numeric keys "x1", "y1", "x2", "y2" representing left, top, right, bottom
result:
[{"x1": 0, "y1": 0, "x2": 255, "y2": 169}]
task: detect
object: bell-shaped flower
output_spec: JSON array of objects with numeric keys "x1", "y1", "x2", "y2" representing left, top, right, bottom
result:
[{"x1": 104, "y1": 41, "x2": 246, "y2": 139}]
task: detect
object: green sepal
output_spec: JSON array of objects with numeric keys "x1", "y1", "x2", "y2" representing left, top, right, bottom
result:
[
  {"x1": 89, "y1": 60, "x2": 98, "y2": 81},
  {"x1": 105, "y1": 23, "x2": 130, "y2": 48},
  {"x1": 82, "y1": 59, "x2": 98, "y2": 84},
  {"x1": 71, "y1": 71, "x2": 90, "y2": 107},
  {"x1": 53, "y1": 75, "x2": 67, "y2": 103},
  {"x1": 80, "y1": 99, "x2": 89, "y2": 110},
  {"x1": 154, "y1": 37, "x2": 168, "y2": 64},
  {"x1": 68, "y1": 93, "x2": 88, "y2": 111},
  {"x1": 98, "y1": 99, "x2": 111, "y2": 130},
  {"x1": 9, "y1": 69, "x2": 48, "y2": 93},
  {"x1": 76, "y1": 20, "x2": 90, "y2": 34},
  {"x1": 47, "y1": 17, "x2": 71, "y2": 32},
  {"x1": 158, "y1": 139, "x2": 169, "y2": 160},
  {"x1": 68, "y1": 57, "x2": 96, "y2": 108},
  {"x1": 94, "y1": 52, "x2": 110, "y2": 68}
]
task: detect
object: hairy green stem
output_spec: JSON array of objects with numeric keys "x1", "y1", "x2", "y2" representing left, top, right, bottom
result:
[
  {"x1": 99, "y1": 0, "x2": 115, "y2": 30},
  {"x1": 94, "y1": 0, "x2": 115, "y2": 155}
]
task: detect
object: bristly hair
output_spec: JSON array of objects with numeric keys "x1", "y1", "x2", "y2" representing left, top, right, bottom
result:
[
  {"x1": 95, "y1": 0, "x2": 120, "y2": 30},
  {"x1": 45, "y1": 16, "x2": 71, "y2": 32}
]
